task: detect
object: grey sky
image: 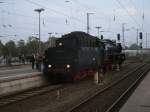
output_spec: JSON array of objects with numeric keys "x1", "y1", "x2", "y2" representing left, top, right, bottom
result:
[{"x1": 0, "y1": 0, "x2": 150, "y2": 47}]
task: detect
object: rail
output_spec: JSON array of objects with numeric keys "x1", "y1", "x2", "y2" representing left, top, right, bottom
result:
[
  {"x1": 105, "y1": 64, "x2": 150, "y2": 112},
  {"x1": 67, "y1": 63, "x2": 150, "y2": 112}
]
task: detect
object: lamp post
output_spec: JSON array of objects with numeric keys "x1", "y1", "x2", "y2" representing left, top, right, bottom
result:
[
  {"x1": 34, "y1": 8, "x2": 45, "y2": 53},
  {"x1": 87, "y1": 12, "x2": 94, "y2": 34},
  {"x1": 122, "y1": 23, "x2": 126, "y2": 49}
]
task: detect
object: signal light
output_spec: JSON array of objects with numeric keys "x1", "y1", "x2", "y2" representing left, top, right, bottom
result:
[
  {"x1": 117, "y1": 33, "x2": 120, "y2": 41},
  {"x1": 139, "y1": 32, "x2": 142, "y2": 39},
  {"x1": 101, "y1": 35, "x2": 103, "y2": 40}
]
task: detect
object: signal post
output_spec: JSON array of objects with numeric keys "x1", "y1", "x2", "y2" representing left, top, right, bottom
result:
[
  {"x1": 139, "y1": 32, "x2": 143, "y2": 62},
  {"x1": 116, "y1": 33, "x2": 121, "y2": 71}
]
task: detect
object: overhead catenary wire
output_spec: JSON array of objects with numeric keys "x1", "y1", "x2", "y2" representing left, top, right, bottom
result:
[
  {"x1": 129, "y1": 0, "x2": 150, "y2": 31},
  {"x1": 0, "y1": 9, "x2": 75, "y2": 28},
  {"x1": 73, "y1": 0, "x2": 112, "y2": 30},
  {"x1": 118, "y1": 0, "x2": 149, "y2": 35},
  {"x1": 115, "y1": 0, "x2": 141, "y2": 28},
  {"x1": 74, "y1": 0, "x2": 109, "y2": 19},
  {"x1": 73, "y1": 0, "x2": 131, "y2": 37},
  {"x1": 112, "y1": 0, "x2": 148, "y2": 47},
  {"x1": 25, "y1": 0, "x2": 85, "y2": 25},
  {"x1": 0, "y1": 0, "x2": 85, "y2": 34},
  {"x1": 24, "y1": 0, "x2": 86, "y2": 33},
  {"x1": 1, "y1": 9, "x2": 34, "y2": 18},
  {"x1": 0, "y1": 9, "x2": 79, "y2": 39}
]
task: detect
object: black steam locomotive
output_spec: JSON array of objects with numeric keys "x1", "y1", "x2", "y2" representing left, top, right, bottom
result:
[{"x1": 43, "y1": 31, "x2": 125, "y2": 82}]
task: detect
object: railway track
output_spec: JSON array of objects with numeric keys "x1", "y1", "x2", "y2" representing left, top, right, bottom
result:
[
  {"x1": 105, "y1": 64, "x2": 150, "y2": 112},
  {"x1": 0, "y1": 84, "x2": 63, "y2": 107},
  {"x1": 0, "y1": 62, "x2": 147, "y2": 112},
  {"x1": 67, "y1": 63, "x2": 150, "y2": 112}
]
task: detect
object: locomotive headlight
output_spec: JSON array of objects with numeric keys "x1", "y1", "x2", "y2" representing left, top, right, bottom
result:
[
  {"x1": 66, "y1": 64, "x2": 71, "y2": 68},
  {"x1": 59, "y1": 42, "x2": 62, "y2": 46},
  {"x1": 48, "y1": 64, "x2": 52, "y2": 68}
]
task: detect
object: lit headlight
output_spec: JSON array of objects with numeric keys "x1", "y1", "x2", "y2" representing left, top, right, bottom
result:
[
  {"x1": 66, "y1": 64, "x2": 71, "y2": 68},
  {"x1": 48, "y1": 64, "x2": 52, "y2": 68},
  {"x1": 59, "y1": 42, "x2": 62, "y2": 46}
]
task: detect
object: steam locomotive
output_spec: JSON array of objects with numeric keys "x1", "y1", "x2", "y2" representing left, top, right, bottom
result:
[{"x1": 43, "y1": 31, "x2": 125, "y2": 82}]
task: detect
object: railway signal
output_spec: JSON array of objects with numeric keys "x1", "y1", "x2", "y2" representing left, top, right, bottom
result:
[
  {"x1": 139, "y1": 32, "x2": 143, "y2": 61},
  {"x1": 117, "y1": 33, "x2": 121, "y2": 43},
  {"x1": 139, "y1": 32, "x2": 143, "y2": 48},
  {"x1": 139, "y1": 32, "x2": 143, "y2": 40},
  {"x1": 101, "y1": 35, "x2": 103, "y2": 40},
  {"x1": 117, "y1": 33, "x2": 120, "y2": 41}
]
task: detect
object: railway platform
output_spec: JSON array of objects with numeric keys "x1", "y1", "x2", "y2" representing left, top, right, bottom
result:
[
  {"x1": 0, "y1": 63, "x2": 30, "y2": 68},
  {"x1": 119, "y1": 71, "x2": 150, "y2": 112}
]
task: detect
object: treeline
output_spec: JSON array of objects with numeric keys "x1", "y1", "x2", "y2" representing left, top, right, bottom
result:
[{"x1": 0, "y1": 36, "x2": 50, "y2": 63}]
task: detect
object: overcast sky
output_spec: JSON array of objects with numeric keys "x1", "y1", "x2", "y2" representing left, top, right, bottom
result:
[{"x1": 0, "y1": 0, "x2": 150, "y2": 47}]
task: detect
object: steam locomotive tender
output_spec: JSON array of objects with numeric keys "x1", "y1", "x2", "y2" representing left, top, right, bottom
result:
[{"x1": 43, "y1": 31, "x2": 125, "y2": 82}]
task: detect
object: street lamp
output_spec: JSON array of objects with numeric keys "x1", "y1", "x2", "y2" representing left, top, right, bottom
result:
[
  {"x1": 34, "y1": 8, "x2": 45, "y2": 53},
  {"x1": 87, "y1": 12, "x2": 94, "y2": 34}
]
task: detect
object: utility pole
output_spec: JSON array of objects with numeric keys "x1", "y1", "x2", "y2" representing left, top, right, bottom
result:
[
  {"x1": 34, "y1": 8, "x2": 45, "y2": 53},
  {"x1": 48, "y1": 32, "x2": 53, "y2": 48},
  {"x1": 122, "y1": 23, "x2": 126, "y2": 49},
  {"x1": 48, "y1": 32, "x2": 52, "y2": 38},
  {"x1": 136, "y1": 29, "x2": 139, "y2": 55},
  {"x1": 146, "y1": 32, "x2": 147, "y2": 48},
  {"x1": 136, "y1": 29, "x2": 139, "y2": 47},
  {"x1": 87, "y1": 12, "x2": 94, "y2": 34},
  {"x1": 0, "y1": 2, "x2": 4, "y2": 42},
  {"x1": 95, "y1": 26, "x2": 101, "y2": 38}
]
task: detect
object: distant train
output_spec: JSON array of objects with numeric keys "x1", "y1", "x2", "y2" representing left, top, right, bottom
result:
[{"x1": 43, "y1": 31, "x2": 125, "y2": 82}]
